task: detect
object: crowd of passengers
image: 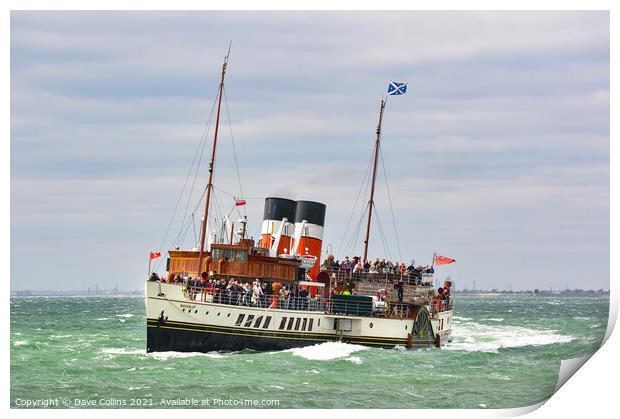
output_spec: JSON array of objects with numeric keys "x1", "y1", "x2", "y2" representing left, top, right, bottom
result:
[
  {"x1": 320, "y1": 255, "x2": 434, "y2": 279},
  {"x1": 148, "y1": 271, "x2": 451, "y2": 314},
  {"x1": 152, "y1": 273, "x2": 315, "y2": 309}
]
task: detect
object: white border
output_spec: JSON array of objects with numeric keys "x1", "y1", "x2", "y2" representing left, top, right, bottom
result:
[{"x1": 4, "y1": 2, "x2": 616, "y2": 419}]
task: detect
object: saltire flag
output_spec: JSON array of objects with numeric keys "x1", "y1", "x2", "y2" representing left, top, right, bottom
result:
[
  {"x1": 434, "y1": 254, "x2": 455, "y2": 265},
  {"x1": 235, "y1": 198, "x2": 247, "y2": 207},
  {"x1": 387, "y1": 81, "x2": 407, "y2": 96},
  {"x1": 150, "y1": 251, "x2": 161, "y2": 260}
]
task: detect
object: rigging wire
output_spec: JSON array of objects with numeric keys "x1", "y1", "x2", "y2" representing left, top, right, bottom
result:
[
  {"x1": 173, "y1": 92, "x2": 219, "y2": 247},
  {"x1": 372, "y1": 204, "x2": 394, "y2": 262},
  {"x1": 342, "y1": 201, "x2": 369, "y2": 259},
  {"x1": 379, "y1": 147, "x2": 403, "y2": 261},
  {"x1": 336, "y1": 148, "x2": 375, "y2": 257},
  {"x1": 222, "y1": 86, "x2": 246, "y2": 220},
  {"x1": 153, "y1": 93, "x2": 218, "y2": 272},
  {"x1": 176, "y1": 186, "x2": 208, "y2": 249}
]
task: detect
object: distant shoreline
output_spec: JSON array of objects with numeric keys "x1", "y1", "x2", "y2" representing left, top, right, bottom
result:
[{"x1": 10, "y1": 290, "x2": 610, "y2": 298}]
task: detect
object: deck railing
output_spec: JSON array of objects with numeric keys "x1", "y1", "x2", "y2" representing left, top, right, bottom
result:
[
  {"x1": 175, "y1": 283, "x2": 421, "y2": 319},
  {"x1": 320, "y1": 267, "x2": 434, "y2": 286}
]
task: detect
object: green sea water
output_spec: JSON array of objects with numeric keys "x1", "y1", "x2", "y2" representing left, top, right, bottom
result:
[{"x1": 10, "y1": 295, "x2": 608, "y2": 409}]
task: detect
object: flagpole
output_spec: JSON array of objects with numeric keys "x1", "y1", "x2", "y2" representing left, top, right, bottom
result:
[
  {"x1": 148, "y1": 256, "x2": 152, "y2": 278},
  {"x1": 363, "y1": 96, "x2": 387, "y2": 262}
]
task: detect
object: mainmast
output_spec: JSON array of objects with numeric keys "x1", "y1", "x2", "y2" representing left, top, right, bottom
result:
[
  {"x1": 363, "y1": 98, "x2": 386, "y2": 262},
  {"x1": 197, "y1": 46, "x2": 231, "y2": 274}
]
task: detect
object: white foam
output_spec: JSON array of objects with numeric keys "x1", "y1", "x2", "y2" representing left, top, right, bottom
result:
[
  {"x1": 486, "y1": 318, "x2": 504, "y2": 322},
  {"x1": 453, "y1": 316, "x2": 473, "y2": 321},
  {"x1": 115, "y1": 314, "x2": 134, "y2": 318},
  {"x1": 101, "y1": 348, "x2": 145, "y2": 355},
  {"x1": 148, "y1": 351, "x2": 226, "y2": 360},
  {"x1": 50, "y1": 334, "x2": 73, "y2": 338},
  {"x1": 346, "y1": 356, "x2": 363, "y2": 364},
  {"x1": 268, "y1": 385, "x2": 285, "y2": 390},
  {"x1": 285, "y1": 341, "x2": 367, "y2": 361},
  {"x1": 14, "y1": 340, "x2": 28, "y2": 347},
  {"x1": 96, "y1": 318, "x2": 111, "y2": 321},
  {"x1": 445, "y1": 320, "x2": 573, "y2": 353}
]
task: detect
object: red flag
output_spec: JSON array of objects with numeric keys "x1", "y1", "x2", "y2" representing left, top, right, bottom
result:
[
  {"x1": 235, "y1": 199, "x2": 246, "y2": 207},
  {"x1": 150, "y1": 251, "x2": 161, "y2": 260},
  {"x1": 435, "y1": 254, "x2": 455, "y2": 265}
]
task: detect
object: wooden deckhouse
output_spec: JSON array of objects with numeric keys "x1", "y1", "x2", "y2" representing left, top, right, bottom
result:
[{"x1": 166, "y1": 239, "x2": 302, "y2": 283}]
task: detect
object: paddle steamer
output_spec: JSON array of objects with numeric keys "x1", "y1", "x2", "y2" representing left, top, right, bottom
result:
[{"x1": 145, "y1": 49, "x2": 454, "y2": 353}]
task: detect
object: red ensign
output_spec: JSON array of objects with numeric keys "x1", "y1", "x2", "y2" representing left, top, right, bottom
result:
[
  {"x1": 435, "y1": 255, "x2": 455, "y2": 265},
  {"x1": 235, "y1": 199, "x2": 246, "y2": 207},
  {"x1": 150, "y1": 251, "x2": 162, "y2": 260}
]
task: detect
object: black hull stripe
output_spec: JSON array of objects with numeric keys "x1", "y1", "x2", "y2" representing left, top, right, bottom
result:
[
  {"x1": 147, "y1": 324, "x2": 434, "y2": 351},
  {"x1": 147, "y1": 318, "x2": 410, "y2": 343}
]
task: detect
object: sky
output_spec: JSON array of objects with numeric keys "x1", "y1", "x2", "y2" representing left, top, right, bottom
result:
[{"x1": 10, "y1": 11, "x2": 610, "y2": 291}]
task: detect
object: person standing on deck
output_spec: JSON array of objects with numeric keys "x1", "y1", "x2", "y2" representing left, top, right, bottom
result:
[{"x1": 394, "y1": 279, "x2": 404, "y2": 303}]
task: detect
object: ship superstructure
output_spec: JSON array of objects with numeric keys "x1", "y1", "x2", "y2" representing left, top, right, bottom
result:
[{"x1": 145, "y1": 48, "x2": 453, "y2": 353}]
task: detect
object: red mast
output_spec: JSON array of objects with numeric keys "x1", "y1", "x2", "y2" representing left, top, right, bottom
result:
[
  {"x1": 197, "y1": 47, "x2": 230, "y2": 275},
  {"x1": 363, "y1": 98, "x2": 386, "y2": 262}
]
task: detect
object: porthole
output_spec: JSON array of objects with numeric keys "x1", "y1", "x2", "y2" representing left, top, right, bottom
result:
[
  {"x1": 205, "y1": 311, "x2": 209, "y2": 315},
  {"x1": 195, "y1": 310, "x2": 198, "y2": 314},
  {"x1": 227, "y1": 313, "x2": 231, "y2": 317},
  {"x1": 405, "y1": 325, "x2": 408, "y2": 330},
  {"x1": 369, "y1": 322, "x2": 373, "y2": 328},
  {"x1": 182, "y1": 309, "x2": 185, "y2": 312},
  {"x1": 217, "y1": 313, "x2": 220, "y2": 316}
]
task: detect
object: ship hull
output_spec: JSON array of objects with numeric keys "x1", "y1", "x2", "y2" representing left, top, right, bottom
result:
[{"x1": 145, "y1": 281, "x2": 451, "y2": 353}]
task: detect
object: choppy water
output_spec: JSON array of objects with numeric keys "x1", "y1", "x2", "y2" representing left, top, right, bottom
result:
[{"x1": 10, "y1": 295, "x2": 608, "y2": 409}]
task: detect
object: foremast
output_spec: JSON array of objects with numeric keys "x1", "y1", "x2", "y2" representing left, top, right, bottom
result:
[{"x1": 197, "y1": 46, "x2": 231, "y2": 274}]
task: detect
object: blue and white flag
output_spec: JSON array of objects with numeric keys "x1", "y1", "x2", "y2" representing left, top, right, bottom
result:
[{"x1": 387, "y1": 81, "x2": 407, "y2": 95}]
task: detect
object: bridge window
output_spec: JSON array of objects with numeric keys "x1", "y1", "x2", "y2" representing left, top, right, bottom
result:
[
  {"x1": 278, "y1": 317, "x2": 287, "y2": 330},
  {"x1": 301, "y1": 318, "x2": 308, "y2": 331},
  {"x1": 254, "y1": 316, "x2": 263, "y2": 328},
  {"x1": 235, "y1": 251, "x2": 248, "y2": 262},
  {"x1": 212, "y1": 249, "x2": 223, "y2": 260},
  {"x1": 235, "y1": 314, "x2": 245, "y2": 326},
  {"x1": 294, "y1": 318, "x2": 301, "y2": 331},
  {"x1": 244, "y1": 315, "x2": 255, "y2": 327},
  {"x1": 287, "y1": 318, "x2": 295, "y2": 330},
  {"x1": 308, "y1": 319, "x2": 313, "y2": 331}
]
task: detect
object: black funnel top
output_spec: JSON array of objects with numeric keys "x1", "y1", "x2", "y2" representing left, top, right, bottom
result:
[
  {"x1": 263, "y1": 197, "x2": 297, "y2": 222},
  {"x1": 295, "y1": 201, "x2": 326, "y2": 226}
]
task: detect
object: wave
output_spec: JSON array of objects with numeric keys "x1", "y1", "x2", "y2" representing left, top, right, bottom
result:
[
  {"x1": 13, "y1": 340, "x2": 29, "y2": 347},
  {"x1": 115, "y1": 314, "x2": 134, "y2": 318},
  {"x1": 486, "y1": 318, "x2": 504, "y2": 322},
  {"x1": 284, "y1": 341, "x2": 367, "y2": 361},
  {"x1": 445, "y1": 320, "x2": 573, "y2": 353},
  {"x1": 101, "y1": 348, "x2": 145, "y2": 356},
  {"x1": 148, "y1": 351, "x2": 229, "y2": 360}
]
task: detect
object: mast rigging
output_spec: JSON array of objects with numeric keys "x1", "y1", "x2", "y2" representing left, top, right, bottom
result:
[
  {"x1": 197, "y1": 45, "x2": 231, "y2": 274},
  {"x1": 363, "y1": 98, "x2": 386, "y2": 262}
]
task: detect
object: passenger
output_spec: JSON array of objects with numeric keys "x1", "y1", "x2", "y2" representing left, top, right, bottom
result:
[
  {"x1": 252, "y1": 280, "x2": 263, "y2": 307},
  {"x1": 394, "y1": 279, "x2": 404, "y2": 303}
]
